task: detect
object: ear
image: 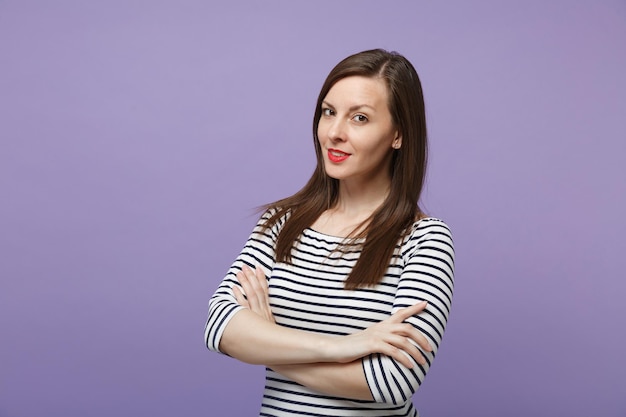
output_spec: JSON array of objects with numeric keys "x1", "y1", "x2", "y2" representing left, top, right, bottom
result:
[{"x1": 392, "y1": 131, "x2": 402, "y2": 149}]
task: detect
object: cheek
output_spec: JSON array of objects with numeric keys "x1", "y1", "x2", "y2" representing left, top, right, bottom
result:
[
  {"x1": 316, "y1": 122, "x2": 329, "y2": 144},
  {"x1": 369, "y1": 138, "x2": 395, "y2": 160},
  {"x1": 315, "y1": 125, "x2": 325, "y2": 148}
]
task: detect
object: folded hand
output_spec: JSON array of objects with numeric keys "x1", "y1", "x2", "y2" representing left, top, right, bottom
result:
[
  {"x1": 233, "y1": 264, "x2": 275, "y2": 323},
  {"x1": 325, "y1": 301, "x2": 432, "y2": 368}
]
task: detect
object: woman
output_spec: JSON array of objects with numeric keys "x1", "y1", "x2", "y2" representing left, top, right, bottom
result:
[{"x1": 205, "y1": 48, "x2": 454, "y2": 416}]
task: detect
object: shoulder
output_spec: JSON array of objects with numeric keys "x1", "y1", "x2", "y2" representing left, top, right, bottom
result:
[
  {"x1": 411, "y1": 217, "x2": 452, "y2": 238},
  {"x1": 254, "y1": 206, "x2": 291, "y2": 238},
  {"x1": 400, "y1": 217, "x2": 454, "y2": 258}
]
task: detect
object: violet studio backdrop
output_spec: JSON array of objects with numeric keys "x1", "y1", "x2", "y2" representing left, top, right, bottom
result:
[{"x1": 1, "y1": 1, "x2": 625, "y2": 416}]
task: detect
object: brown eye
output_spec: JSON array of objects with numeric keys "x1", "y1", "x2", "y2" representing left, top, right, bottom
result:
[
  {"x1": 353, "y1": 114, "x2": 368, "y2": 123},
  {"x1": 322, "y1": 108, "x2": 334, "y2": 117}
]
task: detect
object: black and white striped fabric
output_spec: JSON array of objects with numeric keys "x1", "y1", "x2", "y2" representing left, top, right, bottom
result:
[{"x1": 205, "y1": 209, "x2": 455, "y2": 417}]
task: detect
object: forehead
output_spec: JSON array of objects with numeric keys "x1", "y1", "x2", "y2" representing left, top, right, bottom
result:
[{"x1": 324, "y1": 76, "x2": 389, "y2": 107}]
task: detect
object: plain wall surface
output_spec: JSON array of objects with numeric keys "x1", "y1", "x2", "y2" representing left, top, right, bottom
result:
[{"x1": 1, "y1": 1, "x2": 625, "y2": 416}]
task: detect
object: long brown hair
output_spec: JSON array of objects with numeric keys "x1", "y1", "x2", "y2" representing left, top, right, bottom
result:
[{"x1": 262, "y1": 48, "x2": 428, "y2": 289}]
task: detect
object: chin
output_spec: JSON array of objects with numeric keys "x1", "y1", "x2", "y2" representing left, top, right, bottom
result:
[{"x1": 323, "y1": 166, "x2": 346, "y2": 181}]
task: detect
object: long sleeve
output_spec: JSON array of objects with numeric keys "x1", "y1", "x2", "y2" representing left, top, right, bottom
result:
[
  {"x1": 362, "y1": 219, "x2": 455, "y2": 404},
  {"x1": 205, "y1": 215, "x2": 454, "y2": 416},
  {"x1": 204, "y1": 209, "x2": 282, "y2": 353}
]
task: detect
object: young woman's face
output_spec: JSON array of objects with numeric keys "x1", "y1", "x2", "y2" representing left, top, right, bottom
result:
[{"x1": 317, "y1": 76, "x2": 401, "y2": 185}]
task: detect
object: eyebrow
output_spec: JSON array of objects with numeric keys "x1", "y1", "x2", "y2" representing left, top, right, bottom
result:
[{"x1": 322, "y1": 100, "x2": 376, "y2": 112}]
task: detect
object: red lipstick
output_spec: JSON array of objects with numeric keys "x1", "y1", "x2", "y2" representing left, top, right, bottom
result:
[{"x1": 328, "y1": 149, "x2": 350, "y2": 163}]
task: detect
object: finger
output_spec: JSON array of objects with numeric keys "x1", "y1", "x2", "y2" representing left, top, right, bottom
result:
[
  {"x1": 249, "y1": 266, "x2": 266, "y2": 295},
  {"x1": 243, "y1": 265, "x2": 265, "y2": 308},
  {"x1": 241, "y1": 264, "x2": 254, "y2": 278},
  {"x1": 243, "y1": 265, "x2": 261, "y2": 287},
  {"x1": 240, "y1": 271, "x2": 263, "y2": 312},
  {"x1": 387, "y1": 322, "x2": 432, "y2": 353},
  {"x1": 405, "y1": 326, "x2": 433, "y2": 352},
  {"x1": 385, "y1": 346, "x2": 413, "y2": 369},
  {"x1": 254, "y1": 266, "x2": 269, "y2": 296},
  {"x1": 232, "y1": 285, "x2": 249, "y2": 308},
  {"x1": 389, "y1": 301, "x2": 427, "y2": 323},
  {"x1": 238, "y1": 265, "x2": 274, "y2": 322},
  {"x1": 236, "y1": 268, "x2": 250, "y2": 289},
  {"x1": 399, "y1": 337, "x2": 428, "y2": 366},
  {"x1": 375, "y1": 340, "x2": 418, "y2": 369},
  {"x1": 236, "y1": 269, "x2": 257, "y2": 308},
  {"x1": 255, "y1": 267, "x2": 272, "y2": 317},
  {"x1": 254, "y1": 266, "x2": 272, "y2": 311},
  {"x1": 241, "y1": 266, "x2": 274, "y2": 321},
  {"x1": 385, "y1": 334, "x2": 427, "y2": 367}
]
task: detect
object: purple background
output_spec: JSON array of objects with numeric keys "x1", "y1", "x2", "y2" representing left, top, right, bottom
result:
[{"x1": 1, "y1": 1, "x2": 625, "y2": 416}]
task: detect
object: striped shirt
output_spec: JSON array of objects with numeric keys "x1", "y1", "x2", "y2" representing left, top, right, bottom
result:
[{"x1": 205, "y1": 210, "x2": 455, "y2": 416}]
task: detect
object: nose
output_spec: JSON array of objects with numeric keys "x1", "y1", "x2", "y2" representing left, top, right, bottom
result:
[{"x1": 326, "y1": 117, "x2": 347, "y2": 143}]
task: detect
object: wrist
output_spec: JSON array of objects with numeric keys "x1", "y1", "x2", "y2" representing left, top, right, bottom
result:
[{"x1": 313, "y1": 335, "x2": 335, "y2": 362}]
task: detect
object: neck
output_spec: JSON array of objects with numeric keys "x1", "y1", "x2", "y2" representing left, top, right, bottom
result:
[
  {"x1": 333, "y1": 175, "x2": 391, "y2": 218},
  {"x1": 310, "y1": 174, "x2": 391, "y2": 238}
]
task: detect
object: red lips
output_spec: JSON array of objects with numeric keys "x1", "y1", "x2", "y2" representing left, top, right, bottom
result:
[{"x1": 328, "y1": 149, "x2": 350, "y2": 163}]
